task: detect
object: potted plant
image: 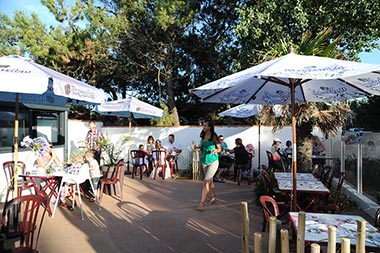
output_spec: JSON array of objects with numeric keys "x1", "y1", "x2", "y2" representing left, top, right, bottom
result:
[{"x1": 98, "y1": 135, "x2": 128, "y2": 176}]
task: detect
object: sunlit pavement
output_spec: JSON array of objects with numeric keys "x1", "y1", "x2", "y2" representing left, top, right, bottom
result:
[{"x1": 36, "y1": 176, "x2": 264, "y2": 253}]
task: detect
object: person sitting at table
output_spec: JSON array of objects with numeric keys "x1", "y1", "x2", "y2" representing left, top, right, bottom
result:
[
  {"x1": 311, "y1": 135, "x2": 327, "y2": 170},
  {"x1": 232, "y1": 138, "x2": 250, "y2": 185},
  {"x1": 164, "y1": 134, "x2": 182, "y2": 178},
  {"x1": 150, "y1": 140, "x2": 171, "y2": 179},
  {"x1": 219, "y1": 135, "x2": 229, "y2": 151},
  {"x1": 146, "y1": 135, "x2": 155, "y2": 175},
  {"x1": 35, "y1": 141, "x2": 62, "y2": 170},
  {"x1": 284, "y1": 140, "x2": 292, "y2": 155},
  {"x1": 271, "y1": 138, "x2": 283, "y2": 161}
]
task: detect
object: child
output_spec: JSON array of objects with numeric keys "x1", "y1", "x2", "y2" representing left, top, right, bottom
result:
[{"x1": 85, "y1": 150, "x2": 101, "y2": 201}]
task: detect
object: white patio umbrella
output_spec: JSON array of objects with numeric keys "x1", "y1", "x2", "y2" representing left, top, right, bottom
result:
[
  {"x1": 219, "y1": 104, "x2": 281, "y2": 170},
  {"x1": 0, "y1": 55, "x2": 106, "y2": 190},
  {"x1": 96, "y1": 96, "x2": 164, "y2": 172},
  {"x1": 192, "y1": 52, "x2": 380, "y2": 210}
]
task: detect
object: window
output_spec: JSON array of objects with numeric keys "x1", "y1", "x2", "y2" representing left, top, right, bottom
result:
[{"x1": 0, "y1": 105, "x2": 66, "y2": 152}]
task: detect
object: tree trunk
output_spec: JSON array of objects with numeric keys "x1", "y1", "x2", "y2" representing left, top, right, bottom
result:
[
  {"x1": 166, "y1": 69, "x2": 180, "y2": 127},
  {"x1": 296, "y1": 122, "x2": 313, "y2": 172}
]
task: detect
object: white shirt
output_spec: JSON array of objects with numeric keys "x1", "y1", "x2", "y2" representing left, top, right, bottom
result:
[{"x1": 164, "y1": 141, "x2": 182, "y2": 155}]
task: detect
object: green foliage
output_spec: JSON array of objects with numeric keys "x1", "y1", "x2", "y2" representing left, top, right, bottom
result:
[
  {"x1": 100, "y1": 135, "x2": 129, "y2": 166},
  {"x1": 151, "y1": 103, "x2": 174, "y2": 126}
]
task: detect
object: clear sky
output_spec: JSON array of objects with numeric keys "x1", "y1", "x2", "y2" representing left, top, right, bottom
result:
[{"x1": 1, "y1": 0, "x2": 380, "y2": 64}]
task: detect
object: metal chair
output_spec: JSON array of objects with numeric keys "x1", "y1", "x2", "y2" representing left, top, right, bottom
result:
[
  {"x1": 3, "y1": 161, "x2": 34, "y2": 203},
  {"x1": 130, "y1": 150, "x2": 148, "y2": 180},
  {"x1": 99, "y1": 159, "x2": 124, "y2": 202},
  {"x1": 1, "y1": 195, "x2": 51, "y2": 253},
  {"x1": 317, "y1": 172, "x2": 346, "y2": 213}
]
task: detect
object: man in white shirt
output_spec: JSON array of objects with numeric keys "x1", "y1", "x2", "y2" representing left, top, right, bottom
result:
[{"x1": 164, "y1": 134, "x2": 182, "y2": 178}]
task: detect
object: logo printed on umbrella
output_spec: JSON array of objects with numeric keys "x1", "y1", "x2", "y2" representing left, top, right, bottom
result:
[
  {"x1": 64, "y1": 84, "x2": 71, "y2": 96},
  {"x1": 0, "y1": 65, "x2": 32, "y2": 74},
  {"x1": 282, "y1": 64, "x2": 349, "y2": 77},
  {"x1": 358, "y1": 77, "x2": 380, "y2": 91}
]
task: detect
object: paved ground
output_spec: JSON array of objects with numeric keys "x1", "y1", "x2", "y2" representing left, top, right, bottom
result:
[
  {"x1": 27, "y1": 177, "x2": 263, "y2": 253},
  {"x1": 2, "y1": 175, "x2": 375, "y2": 253}
]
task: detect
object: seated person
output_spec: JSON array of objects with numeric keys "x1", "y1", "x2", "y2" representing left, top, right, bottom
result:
[
  {"x1": 311, "y1": 135, "x2": 327, "y2": 169},
  {"x1": 133, "y1": 144, "x2": 148, "y2": 175},
  {"x1": 270, "y1": 138, "x2": 282, "y2": 161},
  {"x1": 164, "y1": 134, "x2": 182, "y2": 178},
  {"x1": 214, "y1": 135, "x2": 231, "y2": 182},
  {"x1": 150, "y1": 140, "x2": 171, "y2": 179},
  {"x1": 233, "y1": 138, "x2": 250, "y2": 184},
  {"x1": 219, "y1": 135, "x2": 229, "y2": 151},
  {"x1": 284, "y1": 140, "x2": 292, "y2": 155},
  {"x1": 35, "y1": 141, "x2": 62, "y2": 171}
]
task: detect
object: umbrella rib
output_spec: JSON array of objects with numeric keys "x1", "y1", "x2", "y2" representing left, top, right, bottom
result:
[
  {"x1": 244, "y1": 78, "x2": 270, "y2": 103},
  {"x1": 337, "y1": 78, "x2": 373, "y2": 96}
]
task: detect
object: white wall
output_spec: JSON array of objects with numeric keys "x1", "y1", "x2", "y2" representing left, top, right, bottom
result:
[
  {"x1": 0, "y1": 120, "x2": 326, "y2": 201},
  {"x1": 67, "y1": 120, "x2": 296, "y2": 171}
]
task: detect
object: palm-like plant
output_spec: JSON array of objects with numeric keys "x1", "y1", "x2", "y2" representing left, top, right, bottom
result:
[{"x1": 259, "y1": 27, "x2": 354, "y2": 171}]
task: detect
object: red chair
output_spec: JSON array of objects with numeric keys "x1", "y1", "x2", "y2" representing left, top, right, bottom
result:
[
  {"x1": 151, "y1": 150, "x2": 167, "y2": 180},
  {"x1": 1, "y1": 195, "x2": 51, "y2": 252},
  {"x1": 130, "y1": 150, "x2": 148, "y2": 180},
  {"x1": 259, "y1": 195, "x2": 280, "y2": 232},
  {"x1": 99, "y1": 159, "x2": 124, "y2": 202},
  {"x1": 3, "y1": 161, "x2": 34, "y2": 203}
]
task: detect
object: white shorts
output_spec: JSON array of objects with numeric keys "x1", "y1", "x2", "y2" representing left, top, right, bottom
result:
[{"x1": 202, "y1": 160, "x2": 219, "y2": 181}]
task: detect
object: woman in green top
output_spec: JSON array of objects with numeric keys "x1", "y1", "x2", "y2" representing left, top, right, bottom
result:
[{"x1": 198, "y1": 120, "x2": 221, "y2": 210}]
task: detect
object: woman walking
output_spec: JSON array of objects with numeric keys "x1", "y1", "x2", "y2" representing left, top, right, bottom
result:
[{"x1": 198, "y1": 120, "x2": 221, "y2": 210}]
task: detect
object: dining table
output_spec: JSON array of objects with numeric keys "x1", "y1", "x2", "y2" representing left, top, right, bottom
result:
[
  {"x1": 20, "y1": 166, "x2": 100, "y2": 219},
  {"x1": 275, "y1": 173, "x2": 330, "y2": 211},
  {"x1": 289, "y1": 212, "x2": 380, "y2": 248}
]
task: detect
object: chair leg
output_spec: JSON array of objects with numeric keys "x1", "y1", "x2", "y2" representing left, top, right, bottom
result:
[
  {"x1": 117, "y1": 182, "x2": 123, "y2": 201},
  {"x1": 99, "y1": 182, "x2": 104, "y2": 201},
  {"x1": 262, "y1": 216, "x2": 267, "y2": 232},
  {"x1": 162, "y1": 166, "x2": 165, "y2": 180},
  {"x1": 139, "y1": 166, "x2": 143, "y2": 180}
]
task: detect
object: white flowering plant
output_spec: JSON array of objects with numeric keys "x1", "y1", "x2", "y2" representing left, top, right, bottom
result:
[{"x1": 21, "y1": 135, "x2": 50, "y2": 156}]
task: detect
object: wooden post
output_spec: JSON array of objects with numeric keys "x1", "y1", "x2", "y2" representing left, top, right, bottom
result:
[
  {"x1": 327, "y1": 226, "x2": 336, "y2": 253},
  {"x1": 269, "y1": 216, "x2": 277, "y2": 253},
  {"x1": 254, "y1": 233, "x2": 262, "y2": 253},
  {"x1": 356, "y1": 220, "x2": 366, "y2": 253},
  {"x1": 310, "y1": 244, "x2": 320, "y2": 253},
  {"x1": 297, "y1": 211, "x2": 305, "y2": 253},
  {"x1": 280, "y1": 229, "x2": 289, "y2": 253},
  {"x1": 241, "y1": 202, "x2": 249, "y2": 253},
  {"x1": 341, "y1": 238, "x2": 350, "y2": 253}
]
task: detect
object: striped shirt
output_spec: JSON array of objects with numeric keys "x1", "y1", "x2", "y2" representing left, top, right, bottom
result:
[{"x1": 85, "y1": 129, "x2": 103, "y2": 151}]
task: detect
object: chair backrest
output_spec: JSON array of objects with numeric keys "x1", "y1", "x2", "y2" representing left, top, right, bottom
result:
[
  {"x1": 130, "y1": 150, "x2": 146, "y2": 166},
  {"x1": 259, "y1": 195, "x2": 280, "y2": 221},
  {"x1": 3, "y1": 161, "x2": 26, "y2": 187},
  {"x1": 1, "y1": 195, "x2": 50, "y2": 251},
  {"x1": 374, "y1": 208, "x2": 380, "y2": 229},
  {"x1": 333, "y1": 172, "x2": 346, "y2": 205},
  {"x1": 151, "y1": 150, "x2": 167, "y2": 167},
  {"x1": 260, "y1": 167, "x2": 273, "y2": 196},
  {"x1": 110, "y1": 159, "x2": 124, "y2": 184},
  {"x1": 320, "y1": 166, "x2": 333, "y2": 187}
]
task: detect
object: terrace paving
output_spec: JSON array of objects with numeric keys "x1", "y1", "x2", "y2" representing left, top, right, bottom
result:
[{"x1": 2, "y1": 176, "x2": 375, "y2": 252}]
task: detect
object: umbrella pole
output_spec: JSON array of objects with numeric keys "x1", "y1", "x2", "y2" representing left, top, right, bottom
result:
[
  {"x1": 125, "y1": 115, "x2": 132, "y2": 174},
  {"x1": 291, "y1": 80, "x2": 297, "y2": 211},
  {"x1": 258, "y1": 119, "x2": 261, "y2": 170},
  {"x1": 13, "y1": 93, "x2": 20, "y2": 194}
]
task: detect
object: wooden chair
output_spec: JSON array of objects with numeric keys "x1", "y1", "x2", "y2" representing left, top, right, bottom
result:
[
  {"x1": 3, "y1": 161, "x2": 34, "y2": 203},
  {"x1": 259, "y1": 195, "x2": 280, "y2": 232},
  {"x1": 151, "y1": 150, "x2": 167, "y2": 179},
  {"x1": 99, "y1": 159, "x2": 124, "y2": 202},
  {"x1": 317, "y1": 172, "x2": 346, "y2": 213},
  {"x1": 1, "y1": 195, "x2": 51, "y2": 253},
  {"x1": 130, "y1": 150, "x2": 148, "y2": 180}
]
